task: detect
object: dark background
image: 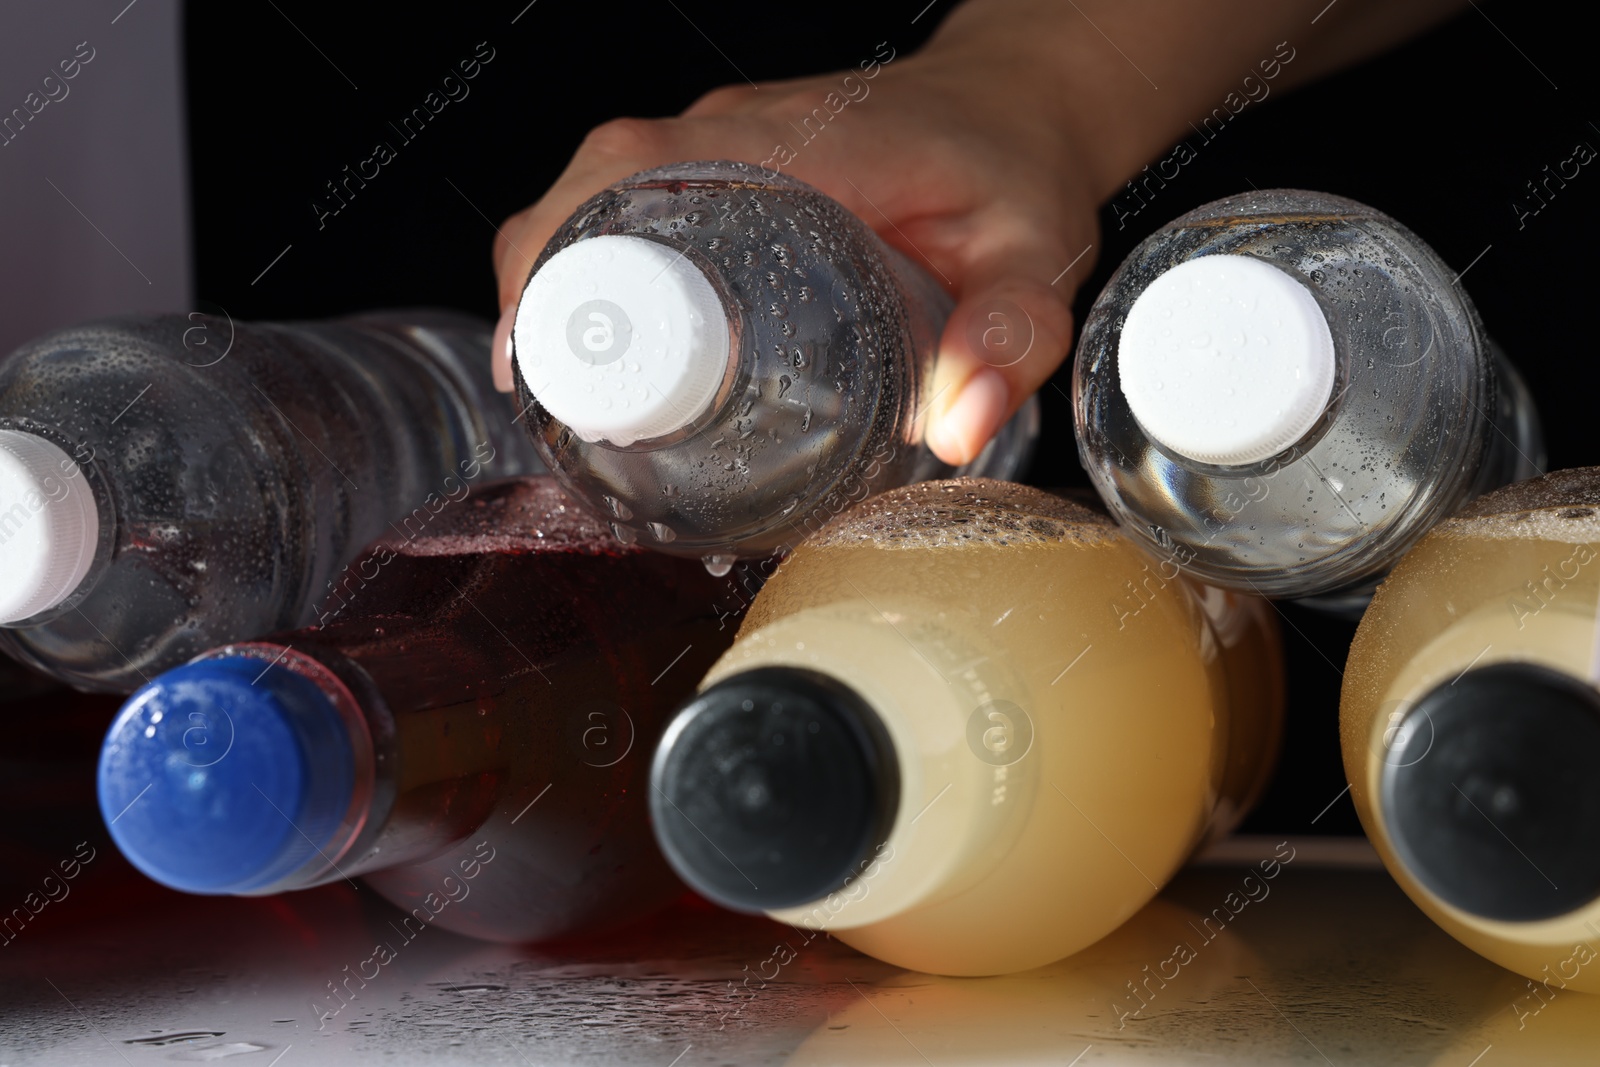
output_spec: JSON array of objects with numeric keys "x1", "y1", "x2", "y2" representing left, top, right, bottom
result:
[{"x1": 184, "y1": 2, "x2": 1600, "y2": 837}]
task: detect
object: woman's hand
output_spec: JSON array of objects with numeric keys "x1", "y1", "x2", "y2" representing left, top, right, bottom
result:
[
  {"x1": 490, "y1": 37, "x2": 1100, "y2": 465},
  {"x1": 489, "y1": 0, "x2": 1470, "y2": 462}
]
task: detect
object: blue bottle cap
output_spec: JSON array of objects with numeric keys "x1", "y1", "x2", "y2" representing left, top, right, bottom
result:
[{"x1": 98, "y1": 654, "x2": 357, "y2": 895}]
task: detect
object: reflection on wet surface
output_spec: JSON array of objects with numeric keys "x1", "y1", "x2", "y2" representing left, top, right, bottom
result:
[{"x1": 1, "y1": 837, "x2": 1594, "y2": 1065}]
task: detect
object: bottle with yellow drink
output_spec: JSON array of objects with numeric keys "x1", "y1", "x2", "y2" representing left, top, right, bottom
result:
[
  {"x1": 1343, "y1": 467, "x2": 1600, "y2": 995},
  {"x1": 650, "y1": 479, "x2": 1283, "y2": 976}
]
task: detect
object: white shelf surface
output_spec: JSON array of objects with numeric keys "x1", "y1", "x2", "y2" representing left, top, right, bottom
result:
[{"x1": 1, "y1": 835, "x2": 1592, "y2": 1065}]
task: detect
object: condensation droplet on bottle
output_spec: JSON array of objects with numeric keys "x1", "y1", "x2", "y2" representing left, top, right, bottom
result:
[
  {"x1": 647, "y1": 522, "x2": 677, "y2": 543},
  {"x1": 800, "y1": 408, "x2": 813, "y2": 432},
  {"x1": 603, "y1": 495, "x2": 633, "y2": 520},
  {"x1": 609, "y1": 522, "x2": 637, "y2": 545},
  {"x1": 778, "y1": 375, "x2": 792, "y2": 398},
  {"x1": 702, "y1": 554, "x2": 736, "y2": 577}
]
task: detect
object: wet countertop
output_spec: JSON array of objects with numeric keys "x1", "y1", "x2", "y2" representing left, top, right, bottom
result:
[{"x1": 2, "y1": 835, "x2": 1594, "y2": 1065}]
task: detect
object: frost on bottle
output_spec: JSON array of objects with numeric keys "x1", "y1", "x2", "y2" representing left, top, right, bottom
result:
[
  {"x1": 0, "y1": 311, "x2": 540, "y2": 692},
  {"x1": 649, "y1": 479, "x2": 1284, "y2": 976},
  {"x1": 508, "y1": 160, "x2": 1038, "y2": 570},
  {"x1": 96, "y1": 476, "x2": 740, "y2": 944},
  {"x1": 1073, "y1": 190, "x2": 1543, "y2": 611}
]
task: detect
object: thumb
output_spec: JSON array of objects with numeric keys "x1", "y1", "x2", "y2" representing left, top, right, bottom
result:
[{"x1": 925, "y1": 238, "x2": 1091, "y2": 465}]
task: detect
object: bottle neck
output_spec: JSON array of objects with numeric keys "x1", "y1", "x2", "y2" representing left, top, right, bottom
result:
[
  {"x1": 200, "y1": 644, "x2": 376, "y2": 893},
  {"x1": 709, "y1": 601, "x2": 1034, "y2": 930},
  {"x1": 215, "y1": 642, "x2": 507, "y2": 893}
]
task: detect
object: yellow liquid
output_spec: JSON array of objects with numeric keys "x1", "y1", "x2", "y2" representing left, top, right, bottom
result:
[
  {"x1": 1343, "y1": 468, "x2": 1600, "y2": 992},
  {"x1": 708, "y1": 479, "x2": 1282, "y2": 976}
]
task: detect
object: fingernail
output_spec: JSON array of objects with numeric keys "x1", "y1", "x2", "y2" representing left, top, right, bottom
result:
[
  {"x1": 930, "y1": 368, "x2": 1008, "y2": 466},
  {"x1": 492, "y1": 304, "x2": 516, "y2": 394}
]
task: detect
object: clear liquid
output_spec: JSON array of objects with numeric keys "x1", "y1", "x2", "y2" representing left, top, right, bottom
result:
[
  {"x1": 0, "y1": 311, "x2": 540, "y2": 691},
  {"x1": 1075, "y1": 190, "x2": 1543, "y2": 603},
  {"x1": 517, "y1": 161, "x2": 1035, "y2": 562}
]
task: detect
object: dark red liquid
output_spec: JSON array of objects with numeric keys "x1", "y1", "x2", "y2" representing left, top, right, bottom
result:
[{"x1": 281, "y1": 477, "x2": 747, "y2": 943}]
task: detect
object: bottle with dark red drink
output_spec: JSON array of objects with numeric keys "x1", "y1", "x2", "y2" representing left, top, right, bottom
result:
[{"x1": 96, "y1": 476, "x2": 745, "y2": 943}]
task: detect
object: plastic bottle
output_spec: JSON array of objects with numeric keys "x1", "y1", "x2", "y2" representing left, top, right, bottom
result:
[
  {"x1": 1343, "y1": 467, "x2": 1600, "y2": 994},
  {"x1": 0, "y1": 310, "x2": 541, "y2": 692},
  {"x1": 1073, "y1": 190, "x2": 1543, "y2": 612},
  {"x1": 508, "y1": 160, "x2": 1039, "y2": 571},
  {"x1": 96, "y1": 476, "x2": 740, "y2": 944},
  {"x1": 649, "y1": 478, "x2": 1283, "y2": 976}
]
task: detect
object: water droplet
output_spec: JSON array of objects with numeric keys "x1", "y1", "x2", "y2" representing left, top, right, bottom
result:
[
  {"x1": 778, "y1": 375, "x2": 792, "y2": 398},
  {"x1": 647, "y1": 522, "x2": 677, "y2": 543},
  {"x1": 603, "y1": 495, "x2": 633, "y2": 520},
  {"x1": 703, "y1": 554, "x2": 736, "y2": 577},
  {"x1": 610, "y1": 523, "x2": 637, "y2": 545}
]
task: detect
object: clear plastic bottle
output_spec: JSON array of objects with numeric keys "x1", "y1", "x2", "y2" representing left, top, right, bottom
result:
[
  {"x1": 97, "y1": 476, "x2": 738, "y2": 944},
  {"x1": 508, "y1": 160, "x2": 1038, "y2": 570},
  {"x1": 0, "y1": 310, "x2": 541, "y2": 692},
  {"x1": 649, "y1": 478, "x2": 1283, "y2": 976},
  {"x1": 1073, "y1": 190, "x2": 1543, "y2": 611},
  {"x1": 1343, "y1": 467, "x2": 1600, "y2": 993}
]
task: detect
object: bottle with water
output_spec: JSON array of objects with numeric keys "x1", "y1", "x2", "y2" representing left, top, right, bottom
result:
[
  {"x1": 1073, "y1": 190, "x2": 1543, "y2": 611},
  {"x1": 0, "y1": 311, "x2": 540, "y2": 692},
  {"x1": 508, "y1": 160, "x2": 1038, "y2": 572}
]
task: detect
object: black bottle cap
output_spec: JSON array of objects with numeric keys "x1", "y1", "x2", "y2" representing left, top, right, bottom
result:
[
  {"x1": 1381, "y1": 661, "x2": 1600, "y2": 921},
  {"x1": 649, "y1": 666, "x2": 900, "y2": 913}
]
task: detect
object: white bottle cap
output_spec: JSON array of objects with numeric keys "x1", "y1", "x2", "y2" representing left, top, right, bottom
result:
[
  {"x1": 512, "y1": 234, "x2": 732, "y2": 447},
  {"x1": 1118, "y1": 254, "x2": 1337, "y2": 466},
  {"x1": 0, "y1": 430, "x2": 99, "y2": 624}
]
